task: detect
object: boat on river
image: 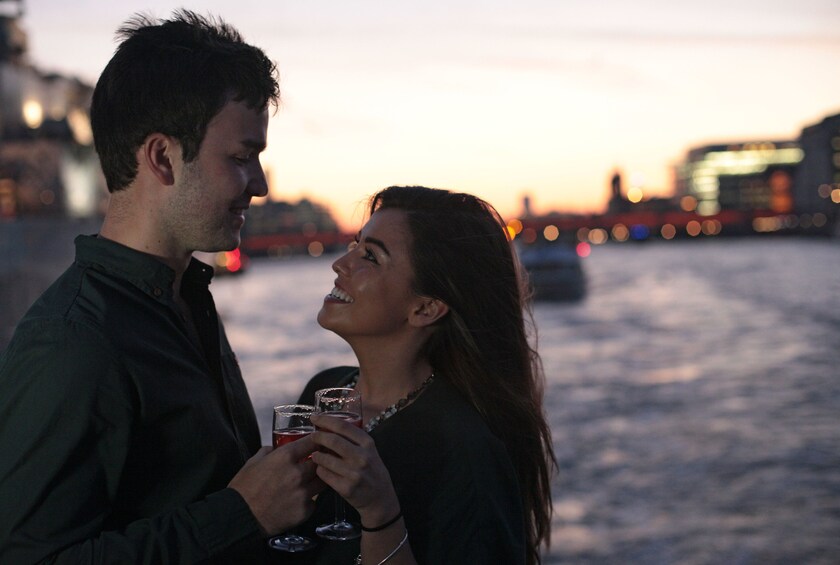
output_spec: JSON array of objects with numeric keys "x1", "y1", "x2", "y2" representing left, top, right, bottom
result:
[{"x1": 517, "y1": 243, "x2": 586, "y2": 302}]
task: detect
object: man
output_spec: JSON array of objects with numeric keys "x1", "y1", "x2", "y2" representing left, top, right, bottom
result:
[{"x1": 0, "y1": 11, "x2": 322, "y2": 563}]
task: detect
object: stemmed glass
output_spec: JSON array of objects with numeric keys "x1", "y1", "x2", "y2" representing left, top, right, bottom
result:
[
  {"x1": 314, "y1": 387, "x2": 363, "y2": 541},
  {"x1": 267, "y1": 404, "x2": 318, "y2": 553}
]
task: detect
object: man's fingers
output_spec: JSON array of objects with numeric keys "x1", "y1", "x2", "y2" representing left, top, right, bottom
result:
[{"x1": 305, "y1": 474, "x2": 327, "y2": 497}]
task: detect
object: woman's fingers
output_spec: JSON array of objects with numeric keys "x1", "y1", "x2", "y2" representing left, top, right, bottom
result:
[
  {"x1": 311, "y1": 447, "x2": 369, "y2": 500},
  {"x1": 311, "y1": 413, "x2": 367, "y2": 442},
  {"x1": 310, "y1": 436, "x2": 369, "y2": 476},
  {"x1": 309, "y1": 428, "x2": 382, "y2": 503},
  {"x1": 310, "y1": 414, "x2": 376, "y2": 463},
  {"x1": 309, "y1": 429, "x2": 401, "y2": 521}
]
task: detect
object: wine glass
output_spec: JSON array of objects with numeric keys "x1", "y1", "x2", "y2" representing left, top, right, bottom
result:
[
  {"x1": 314, "y1": 387, "x2": 363, "y2": 541},
  {"x1": 267, "y1": 404, "x2": 318, "y2": 553}
]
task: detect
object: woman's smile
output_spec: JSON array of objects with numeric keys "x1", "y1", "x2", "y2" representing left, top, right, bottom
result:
[{"x1": 326, "y1": 286, "x2": 354, "y2": 304}]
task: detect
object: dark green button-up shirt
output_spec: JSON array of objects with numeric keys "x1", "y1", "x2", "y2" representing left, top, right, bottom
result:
[{"x1": 0, "y1": 235, "x2": 264, "y2": 563}]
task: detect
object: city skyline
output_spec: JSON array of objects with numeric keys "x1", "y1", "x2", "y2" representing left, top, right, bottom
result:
[{"x1": 19, "y1": 0, "x2": 840, "y2": 230}]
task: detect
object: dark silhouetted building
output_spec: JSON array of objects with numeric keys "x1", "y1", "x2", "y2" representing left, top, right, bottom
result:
[{"x1": 794, "y1": 112, "x2": 840, "y2": 221}]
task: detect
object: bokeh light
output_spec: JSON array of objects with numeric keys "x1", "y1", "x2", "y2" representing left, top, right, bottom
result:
[
  {"x1": 307, "y1": 241, "x2": 324, "y2": 257},
  {"x1": 575, "y1": 242, "x2": 591, "y2": 257},
  {"x1": 588, "y1": 228, "x2": 609, "y2": 245},
  {"x1": 686, "y1": 220, "x2": 702, "y2": 237},
  {"x1": 611, "y1": 224, "x2": 629, "y2": 242}
]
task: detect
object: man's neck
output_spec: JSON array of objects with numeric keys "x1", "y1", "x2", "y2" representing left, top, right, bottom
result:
[
  {"x1": 98, "y1": 227, "x2": 191, "y2": 300},
  {"x1": 102, "y1": 196, "x2": 193, "y2": 279}
]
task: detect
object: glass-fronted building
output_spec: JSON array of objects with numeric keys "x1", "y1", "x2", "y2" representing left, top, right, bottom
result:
[{"x1": 674, "y1": 141, "x2": 804, "y2": 216}]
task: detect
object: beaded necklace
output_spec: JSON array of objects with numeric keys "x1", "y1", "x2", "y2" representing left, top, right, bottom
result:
[{"x1": 349, "y1": 371, "x2": 435, "y2": 432}]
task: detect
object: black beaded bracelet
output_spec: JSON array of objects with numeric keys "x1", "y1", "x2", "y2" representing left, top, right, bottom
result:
[{"x1": 360, "y1": 511, "x2": 403, "y2": 532}]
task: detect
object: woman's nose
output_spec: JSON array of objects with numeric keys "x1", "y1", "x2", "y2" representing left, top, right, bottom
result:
[{"x1": 332, "y1": 254, "x2": 348, "y2": 275}]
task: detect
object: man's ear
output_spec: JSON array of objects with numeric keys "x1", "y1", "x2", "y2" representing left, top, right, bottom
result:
[
  {"x1": 140, "y1": 133, "x2": 177, "y2": 186},
  {"x1": 409, "y1": 297, "x2": 450, "y2": 328}
]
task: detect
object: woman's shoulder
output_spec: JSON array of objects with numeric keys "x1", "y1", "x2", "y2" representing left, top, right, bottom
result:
[
  {"x1": 383, "y1": 377, "x2": 510, "y2": 466},
  {"x1": 297, "y1": 366, "x2": 358, "y2": 404},
  {"x1": 420, "y1": 378, "x2": 498, "y2": 437}
]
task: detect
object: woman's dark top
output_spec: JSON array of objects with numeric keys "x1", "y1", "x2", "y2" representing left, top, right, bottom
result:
[{"x1": 276, "y1": 366, "x2": 526, "y2": 565}]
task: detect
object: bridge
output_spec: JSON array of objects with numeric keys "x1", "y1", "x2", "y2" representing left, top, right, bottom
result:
[
  {"x1": 240, "y1": 208, "x2": 836, "y2": 258},
  {"x1": 512, "y1": 208, "x2": 835, "y2": 243}
]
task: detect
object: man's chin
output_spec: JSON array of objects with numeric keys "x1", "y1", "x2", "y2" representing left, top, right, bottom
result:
[{"x1": 212, "y1": 232, "x2": 241, "y2": 253}]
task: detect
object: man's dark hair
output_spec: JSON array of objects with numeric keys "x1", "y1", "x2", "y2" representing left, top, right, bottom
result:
[{"x1": 90, "y1": 10, "x2": 279, "y2": 192}]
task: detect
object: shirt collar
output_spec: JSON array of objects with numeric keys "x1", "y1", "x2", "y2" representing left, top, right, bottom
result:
[{"x1": 73, "y1": 234, "x2": 215, "y2": 301}]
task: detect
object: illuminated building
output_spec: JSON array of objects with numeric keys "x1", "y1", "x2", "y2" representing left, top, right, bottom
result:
[
  {"x1": 0, "y1": 1, "x2": 106, "y2": 219},
  {"x1": 794, "y1": 113, "x2": 840, "y2": 233},
  {"x1": 674, "y1": 141, "x2": 804, "y2": 216}
]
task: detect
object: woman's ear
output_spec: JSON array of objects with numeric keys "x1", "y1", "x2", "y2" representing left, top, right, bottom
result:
[
  {"x1": 409, "y1": 297, "x2": 449, "y2": 328},
  {"x1": 140, "y1": 133, "x2": 177, "y2": 186}
]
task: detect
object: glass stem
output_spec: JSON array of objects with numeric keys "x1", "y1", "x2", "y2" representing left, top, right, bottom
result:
[{"x1": 335, "y1": 492, "x2": 346, "y2": 523}]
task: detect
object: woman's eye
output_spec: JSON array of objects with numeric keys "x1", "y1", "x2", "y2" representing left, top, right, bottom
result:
[{"x1": 348, "y1": 239, "x2": 377, "y2": 263}]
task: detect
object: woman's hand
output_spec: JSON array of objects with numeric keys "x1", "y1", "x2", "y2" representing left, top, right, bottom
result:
[{"x1": 309, "y1": 413, "x2": 400, "y2": 526}]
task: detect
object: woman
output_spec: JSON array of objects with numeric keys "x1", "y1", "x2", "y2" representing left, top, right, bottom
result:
[{"x1": 295, "y1": 186, "x2": 556, "y2": 565}]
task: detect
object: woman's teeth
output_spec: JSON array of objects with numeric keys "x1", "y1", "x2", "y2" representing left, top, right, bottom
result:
[{"x1": 329, "y1": 287, "x2": 354, "y2": 303}]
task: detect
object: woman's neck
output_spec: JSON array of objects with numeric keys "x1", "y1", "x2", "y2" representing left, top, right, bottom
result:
[{"x1": 352, "y1": 352, "x2": 433, "y2": 423}]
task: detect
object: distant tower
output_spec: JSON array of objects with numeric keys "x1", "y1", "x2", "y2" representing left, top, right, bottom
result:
[
  {"x1": 522, "y1": 194, "x2": 532, "y2": 217},
  {"x1": 608, "y1": 169, "x2": 630, "y2": 214},
  {"x1": 610, "y1": 170, "x2": 622, "y2": 200}
]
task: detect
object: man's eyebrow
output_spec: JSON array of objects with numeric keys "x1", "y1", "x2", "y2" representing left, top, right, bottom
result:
[{"x1": 241, "y1": 139, "x2": 266, "y2": 151}]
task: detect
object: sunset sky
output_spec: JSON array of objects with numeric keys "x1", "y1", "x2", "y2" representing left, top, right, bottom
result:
[{"x1": 20, "y1": 0, "x2": 840, "y2": 230}]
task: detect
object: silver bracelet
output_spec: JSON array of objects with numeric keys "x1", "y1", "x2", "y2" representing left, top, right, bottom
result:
[{"x1": 354, "y1": 529, "x2": 409, "y2": 565}]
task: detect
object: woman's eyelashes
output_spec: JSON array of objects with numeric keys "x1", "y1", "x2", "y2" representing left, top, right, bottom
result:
[
  {"x1": 362, "y1": 246, "x2": 378, "y2": 264},
  {"x1": 349, "y1": 239, "x2": 379, "y2": 264}
]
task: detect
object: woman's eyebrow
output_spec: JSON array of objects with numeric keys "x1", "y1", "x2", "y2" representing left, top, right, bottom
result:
[{"x1": 362, "y1": 236, "x2": 390, "y2": 256}]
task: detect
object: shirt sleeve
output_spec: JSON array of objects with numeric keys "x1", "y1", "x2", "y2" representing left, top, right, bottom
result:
[{"x1": 0, "y1": 319, "x2": 262, "y2": 564}]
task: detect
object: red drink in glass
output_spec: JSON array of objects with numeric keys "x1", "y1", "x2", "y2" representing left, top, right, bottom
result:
[{"x1": 272, "y1": 425, "x2": 315, "y2": 449}]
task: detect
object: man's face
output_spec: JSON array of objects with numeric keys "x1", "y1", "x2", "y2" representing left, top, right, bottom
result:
[{"x1": 165, "y1": 99, "x2": 269, "y2": 255}]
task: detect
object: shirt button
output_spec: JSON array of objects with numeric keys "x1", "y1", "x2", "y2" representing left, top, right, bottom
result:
[{"x1": 153, "y1": 288, "x2": 163, "y2": 297}]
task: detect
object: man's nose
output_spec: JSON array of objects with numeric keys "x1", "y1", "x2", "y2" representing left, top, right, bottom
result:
[{"x1": 248, "y1": 164, "x2": 269, "y2": 197}]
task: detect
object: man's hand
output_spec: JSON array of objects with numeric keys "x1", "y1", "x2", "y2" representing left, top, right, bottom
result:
[{"x1": 228, "y1": 435, "x2": 324, "y2": 535}]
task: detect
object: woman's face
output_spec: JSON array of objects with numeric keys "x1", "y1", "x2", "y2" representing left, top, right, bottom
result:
[{"x1": 317, "y1": 208, "x2": 422, "y2": 341}]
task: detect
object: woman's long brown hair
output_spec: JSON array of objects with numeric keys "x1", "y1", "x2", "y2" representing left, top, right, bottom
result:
[{"x1": 370, "y1": 186, "x2": 557, "y2": 565}]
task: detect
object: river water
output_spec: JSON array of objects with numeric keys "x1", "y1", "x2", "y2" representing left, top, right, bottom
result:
[{"x1": 210, "y1": 237, "x2": 840, "y2": 564}]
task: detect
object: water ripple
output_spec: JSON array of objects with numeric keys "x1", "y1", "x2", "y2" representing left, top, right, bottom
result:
[{"x1": 213, "y1": 238, "x2": 840, "y2": 564}]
